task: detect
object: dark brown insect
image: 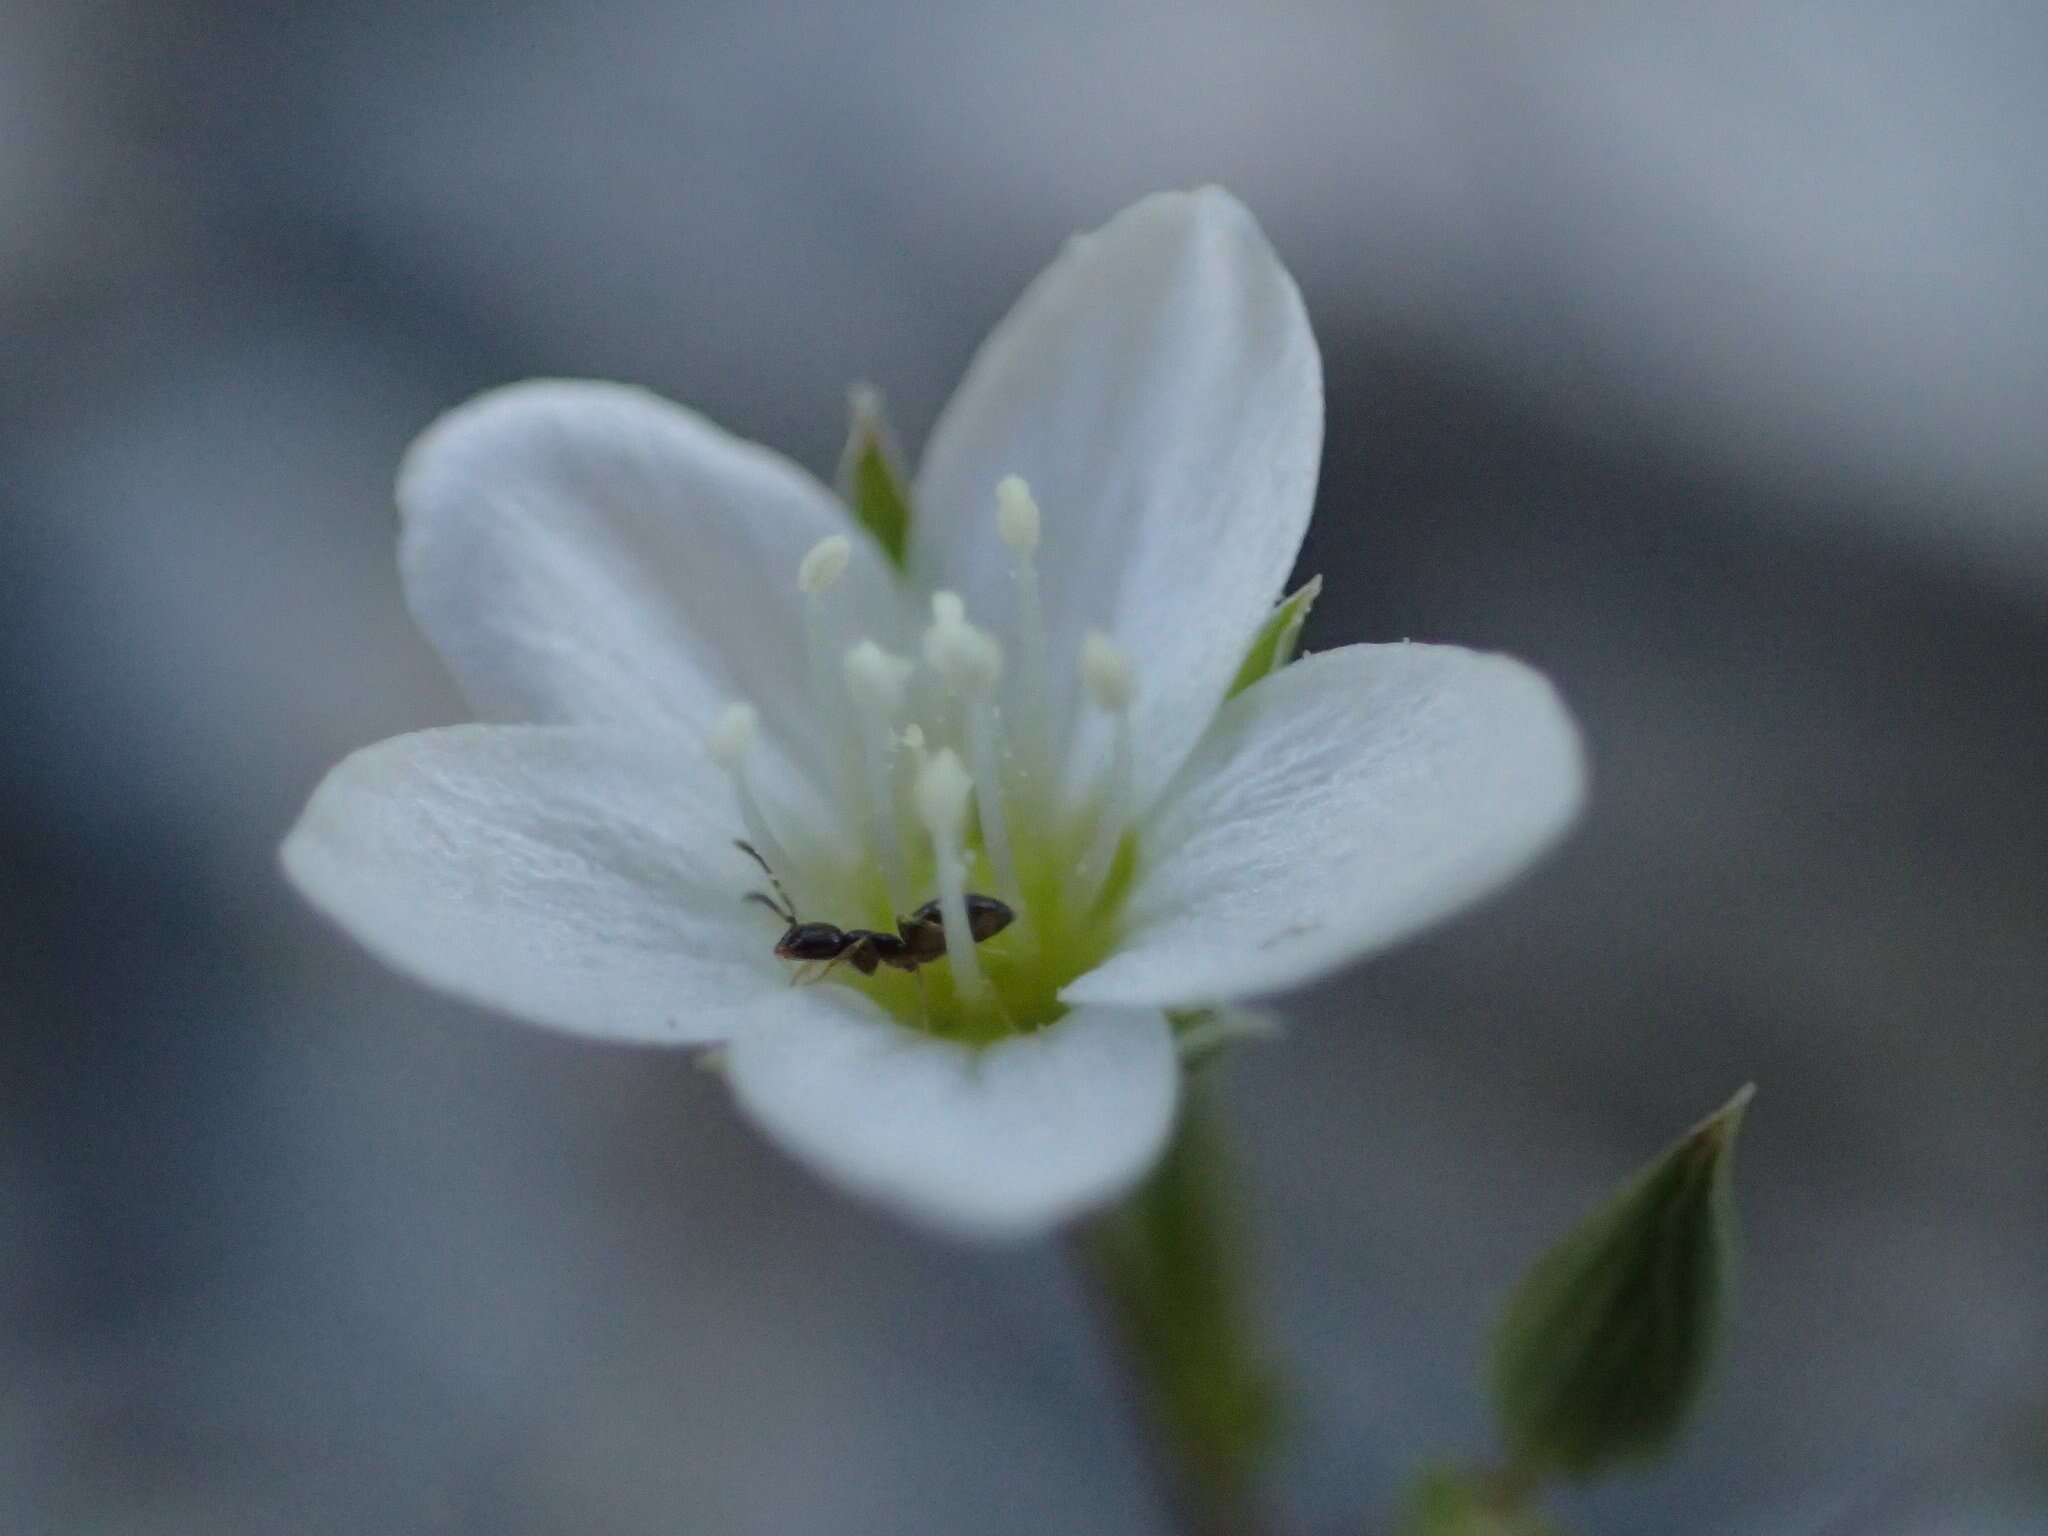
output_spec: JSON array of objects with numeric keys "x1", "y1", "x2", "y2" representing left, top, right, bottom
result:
[{"x1": 736, "y1": 841, "x2": 1013, "y2": 983}]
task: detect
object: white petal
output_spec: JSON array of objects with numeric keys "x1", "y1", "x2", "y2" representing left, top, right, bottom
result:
[
  {"x1": 1062, "y1": 644, "x2": 1586, "y2": 1008},
  {"x1": 281, "y1": 724, "x2": 788, "y2": 1044},
  {"x1": 399, "y1": 379, "x2": 902, "y2": 777},
  {"x1": 914, "y1": 188, "x2": 1322, "y2": 809},
  {"x1": 725, "y1": 996, "x2": 1178, "y2": 1241}
]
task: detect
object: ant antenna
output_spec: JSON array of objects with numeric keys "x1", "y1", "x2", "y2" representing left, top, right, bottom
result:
[
  {"x1": 745, "y1": 891, "x2": 794, "y2": 923},
  {"x1": 735, "y1": 839, "x2": 797, "y2": 924}
]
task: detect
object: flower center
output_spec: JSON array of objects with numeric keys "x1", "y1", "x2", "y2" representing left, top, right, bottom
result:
[{"x1": 710, "y1": 476, "x2": 1140, "y2": 1041}]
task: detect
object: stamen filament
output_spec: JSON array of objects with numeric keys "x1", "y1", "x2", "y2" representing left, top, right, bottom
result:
[
  {"x1": 799, "y1": 535, "x2": 860, "y2": 828},
  {"x1": 922, "y1": 593, "x2": 1022, "y2": 910},
  {"x1": 914, "y1": 749, "x2": 986, "y2": 1001},
  {"x1": 1074, "y1": 630, "x2": 1136, "y2": 910},
  {"x1": 709, "y1": 703, "x2": 794, "y2": 880},
  {"x1": 963, "y1": 701, "x2": 1020, "y2": 908},
  {"x1": 842, "y1": 640, "x2": 914, "y2": 915},
  {"x1": 997, "y1": 476, "x2": 1055, "y2": 814},
  {"x1": 1075, "y1": 720, "x2": 1132, "y2": 911},
  {"x1": 899, "y1": 723, "x2": 932, "y2": 780}
]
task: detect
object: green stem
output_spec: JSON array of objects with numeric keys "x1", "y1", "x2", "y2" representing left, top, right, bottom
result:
[{"x1": 1071, "y1": 1072, "x2": 1283, "y2": 1536}]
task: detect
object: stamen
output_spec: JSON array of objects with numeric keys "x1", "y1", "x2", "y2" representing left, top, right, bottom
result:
[
  {"x1": 1074, "y1": 630, "x2": 1136, "y2": 909},
  {"x1": 843, "y1": 637, "x2": 912, "y2": 716},
  {"x1": 923, "y1": 596, "x2": 1003, "y2": 698},
  {"x1": 842, "y1": 639, "x2": 914, "y2": 913},
  {"x1": 708, "y1": 702, "x2": 792, "y2": 879},
  {"x1": 922, "y1": 598, "x2": 1019, "y2": 908},
  {"x1": 1080, "y1": 629, "x2": 1135, "y2": 714},
  {"x1": 707, "y1": 701, "x2": 757, "y2": 767},
  {"x1": 899, "y1": 723, "x2": 931, "y2": 778},
  {"x1": 913, "y1": 749, "x2": 986, "y2": 1000},
  {"x1": 996, "y1": 476, "x2": 1055, "y2": 815},
  {"x1": 996, "y1": 476, "x2": 1040, "y2": 555},
  {"x1": 797, "y1": 534, "x2": 851, "y2": 595},
  {"x1": 890, "y1": 724, "x2": 931, "y2": 837},
  {"x1": 798, "y1": 535, "x2": 858, "y2": 826}
]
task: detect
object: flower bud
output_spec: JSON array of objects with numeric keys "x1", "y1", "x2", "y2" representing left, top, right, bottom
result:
[{"x1": 1488, "y1": 1086, "x2": 1753, "y2": 1480}]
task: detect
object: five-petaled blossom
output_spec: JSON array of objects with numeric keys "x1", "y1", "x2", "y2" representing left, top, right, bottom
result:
[{"x1": 282, "y1": 189, "x2": 1584, "y2": 1240}]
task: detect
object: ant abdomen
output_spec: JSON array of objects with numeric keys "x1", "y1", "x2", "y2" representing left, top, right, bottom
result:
[{"x1": 907, "y1": 894, "x2": 1015, "y2": 945}]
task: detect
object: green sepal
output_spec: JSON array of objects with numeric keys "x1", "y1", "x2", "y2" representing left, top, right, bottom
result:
[
  {"x1": 1397, "y1": 1468, "x2": 1569, "y2": 1536},
  {"x1": 1226, "y1": 575, "x2": 1321, "y2": 699},
  {"x1": 835, "y1": 383, "x2": 914, "y2": 566},
  {"x1": 1170, "y1": 1006, "x2": 1283, "y2": 1071},
  {"x1": 1489, "y1": 1085, "x2": 1754, "y2": 1482}
]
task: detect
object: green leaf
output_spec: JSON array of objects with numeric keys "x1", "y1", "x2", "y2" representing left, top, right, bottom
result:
[
  {"x1": 1397, "y1": 1468, "x2": 1569, "y2": 1536},
  {"x1": 1489, "y1": 1085, "x2": 1754, "y2": 1481},
  {"x1": 835, "y1": 383, "x2": 914, "y2": 566},
  {"x1": 1226, "y1": 575, "x2": 1321, "y2": 699}
]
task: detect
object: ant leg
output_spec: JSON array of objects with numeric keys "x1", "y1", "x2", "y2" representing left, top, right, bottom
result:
[{"x1": 808, "y1": 940, "x2": 868, "y2": 985}]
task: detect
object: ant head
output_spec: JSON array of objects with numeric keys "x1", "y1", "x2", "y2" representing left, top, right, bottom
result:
[{"x1": 775, "y1": 922, "x2": 850, "y2": 962}]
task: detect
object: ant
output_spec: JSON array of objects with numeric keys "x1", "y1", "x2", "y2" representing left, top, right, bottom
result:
[{"x1": 736, "y1": 841, "x2": 1014, "y2": 984}]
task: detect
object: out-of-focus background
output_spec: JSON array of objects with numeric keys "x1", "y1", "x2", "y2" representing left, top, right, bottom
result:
[{"x1": 5, "y1": 3, "x2": 2045, "y2": 1532}]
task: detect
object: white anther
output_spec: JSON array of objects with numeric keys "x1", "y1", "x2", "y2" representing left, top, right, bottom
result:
[
  {"x1": 708, "y1": 702, "x2": 758, "y2": 767},
  {"x1": 924, "y1": 612, "x2": 1004, "y2": 699},
  {"x1": 930, "y1": 589, "x2": 966, "y2": 627},
  {"x1": 899, "y1": 723, "x2": 931, "y2": 775},
  {"x1": 798, "y1": 534, "x2": 852, "y2": 596},
  {"x1": 1080, "y1": 630, "x2": 1135, "y2": 714},
  {"x1": 996, "y1": 476, "x2": 1041, "y2": 555},
  {"x1": 843, "y1": 639, "x2": 912, "y2": 716}
]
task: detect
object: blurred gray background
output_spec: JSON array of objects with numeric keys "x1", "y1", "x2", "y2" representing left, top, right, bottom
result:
[{"x1": 4, "y1": 2, "x2": 2045, "y2": 1532}]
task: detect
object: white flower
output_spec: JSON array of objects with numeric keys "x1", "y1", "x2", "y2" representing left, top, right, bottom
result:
[{"x1": 281, "y1": 189, "x2": 1584, "y2": 1240}]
